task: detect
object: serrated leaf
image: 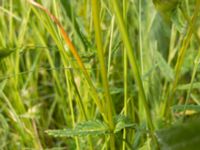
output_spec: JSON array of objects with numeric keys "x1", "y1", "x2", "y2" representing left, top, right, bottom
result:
[
  {"x1": 156, "y1": 119, "x2": 200, "y2": 150},
  {"x1": 114, "y1": 115, "x2": 135, "y2": 133},
  {"x1": 46, "y1": 120, "x2": 109, "y2": 137},
  {"x1": 0, "y1": 49, "x2": 15, "y2": 60},
  {"x1": 155, "y1": 50, "x2": 174, "y2": 81}
]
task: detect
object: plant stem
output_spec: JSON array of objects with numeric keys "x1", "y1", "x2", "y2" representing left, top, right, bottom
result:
[
  {"x1": 91, "y1": 0, "x2": 115, "y2": 149},
  {"x1": 29, "y1": 0, "x2": 107, "y2": 122},
  {"x1": 110, "y1": 0, "x2": 154, "y2": 132},
  {"x1": 182, "y1": 47, "x2": 200, "y2": 120},
  {"x1": 122, "y1": 0, "x2": 128, "y2": 149},
  {"x1": 163, "y1": 0, "x2": 200, "y2": 118}
]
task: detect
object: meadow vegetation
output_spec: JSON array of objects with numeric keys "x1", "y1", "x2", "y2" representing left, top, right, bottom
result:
[{"x1": 0, "y1": 0, "x2": 200, "y2": 149}]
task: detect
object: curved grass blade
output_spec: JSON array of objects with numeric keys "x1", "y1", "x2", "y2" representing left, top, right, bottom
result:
[
  {"x1": 28, "y1": 0, "x2": 106, "y2": 121},
  {"x1": 110, "y1": 0, "x2": 154, "y2": 133}
]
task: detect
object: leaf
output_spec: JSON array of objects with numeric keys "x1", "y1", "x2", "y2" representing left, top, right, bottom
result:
[
  {"x1": 0, "y1": 80, "x2": 7, "y2": 92},
  {"x1": 153, "y1": 0, "x2": 180, "y2": 22},
  {"x1": 60, "y1": 0, "x2": 89, "y2": 51},
  {"x1": 155, "y1": 50, "x2": 174, "y2": 81},
  {"x1": 132, "y1": 123, "x2": 148, "y2": 149},
  {"x1": 172, "y1": 104, "x2": 200, "y2": 113},
  {"x1": 97, "y1": 87, "x2": 124, "y2": 95},
  {"x1": 171, "y1": 7, "x2": 187, "y2": 33},
  {"x1": 156, "y1": 119, "x2": 200, "y2": 150},
  {"x1": 114, "y1": 115, "x2": 135, "y2": 133},
  {"x1": 0, "y1": 48, "x2": 15, "y2": 60},
  {"x1": 110, "y1": 87, "x2": 124, "y2": 95},
  {"x1": 139, "y1": 138, "x2": 151, "y2": 150},
  {"x1": 46, "y1": 120, "x2": 109, "y2": 137},
  {"x1": 60, "y1": 0, "x2": 72, "y2": 20},
  {"x1": 177, "y1": 82, "x2": 200, "y2": 90}
]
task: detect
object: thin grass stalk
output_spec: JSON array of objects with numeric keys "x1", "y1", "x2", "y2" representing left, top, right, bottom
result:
[
  {"x1": 160, "y1": 25, "x2": 177, "y2": 118},
  {"x1": 70, "y1": 70, "x2": 88, "y2": 120},
  {"x1": 52, "y1": 2, "x2": 81, "y2": 141},
  {"x1": 31, "y1": 25, "x2": 68, "y2": 124},
  {"x1": 66, "y1": 71, "x2": 80, "y2": 150},
  {"x1": 122, "y1": 0, "x2": 128, "y2": 149},
  {"x1": 5, "y1": 2, "x2": 41, "y2": 147},
  {"x1": 9, "y1": 0, "x2": 13, "y2": 46},
  {"x1": 182, "y1": 47, "x2": 200, "y2": 119},
  {"x1": 110, "y1": 0, "x2": 154, "y2": 132},
  {"x1": 173, "y1": 0, "x2": 200, "y2": 95},
  {"x1": 107, "y1": 16, "x2": 115, "y2": 79},
  {"x1": 34, "y1": 31, "x2": 64, "y2": 96},
  {"x1": 69, "y1": 70, "x2": 94, "y2": 150},
  {"x1": 28, "y1": 0, "x2": 107, "y2": 122},
  {"x1": 91, "y1": 0, "x2": 115, "y2": 149},
  {"x1": 110, "y1": 0, "x2": 160, "y2": 148},
  {"x1": 30, "y1": 1, "x2": 95, "y2": 148},
  {"x1": 0, "y1": 91, "x2": 41, "y2": 148},
  {"x1": 139, "y1": 0, "x2": 143, "y2": 75},
  {"x1": 163, "y1": 0, "x2": 200, "y2": 118}
]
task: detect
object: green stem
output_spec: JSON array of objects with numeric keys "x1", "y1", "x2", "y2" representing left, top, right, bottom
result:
[
  {"x1": 182, "y1": 47, "x2": 200, "y2": 120},
  {"x1": 91, "y1": 0, "x2": 115, "y2": 149},
  {"x1": 110, "y1": 0, "x2": 154, "y2": 132},
  {"x1": 122, "y1": 0, "x2": 128, "y2": 149},
  {"x1": 66, "y1": 71, "x2": 80, "y2": 150},
  {"x1": 29, "y1": 0, "x2": 107, "y2": 124},
  {"x1": 163, "y1": 1, "x2": 200, "y2": 118}
]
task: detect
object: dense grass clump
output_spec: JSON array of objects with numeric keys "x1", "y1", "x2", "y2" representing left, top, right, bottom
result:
[{"x1": 0, "y1": 0, "x2": 200, "y2": 149}]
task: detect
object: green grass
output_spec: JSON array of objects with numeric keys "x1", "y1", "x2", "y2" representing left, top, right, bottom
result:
[{"x1": 0, "y1": 0, "x2": 200, "y2": 149}]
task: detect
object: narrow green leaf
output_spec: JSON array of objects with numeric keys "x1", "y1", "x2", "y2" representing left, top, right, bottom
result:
[
  {"x1": 172, "y1": 105, "x2": 200, "y2": 113},
  {"x1": 114, "y1": 115, "x2": 135, "y2": 133},
  {"x1": 110, "y1": 0, "x2": 155, "y2": 133},
  {"x1": 60, "y1": 0, "x2": 88, "y2": 50},
  {"x1": 0, "y1": 80, "x2": 7, "y2": 92},
  {"x1": 171, "y1": 7, "x2": 186, "y2": 33},
  {"x1": 156, "y1": 119, "x2": 200, "y2": 150},
  {"x1": 60, "y1": 0, "x2": 72, "y2": 20},
  {"x1": 153, "y1": 0, "x2": 180, "y2": 22},
  {"x1": 0, "y1": 49, "x2": 15, "y2": 60},
  {"x1": 177, "y1": 82, "x2": 200, "y2": 90},
  {"x1": 155, "y1": 50, "x2": 174, "y2": 81},
  {"x1": 46, "y1": 120, "x2": 109, "y2": 137}
]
